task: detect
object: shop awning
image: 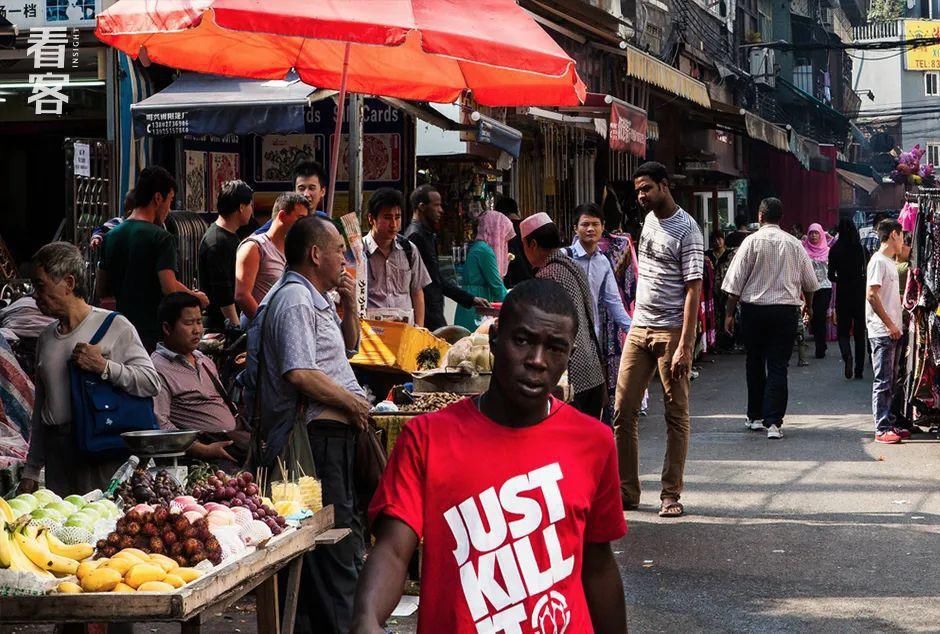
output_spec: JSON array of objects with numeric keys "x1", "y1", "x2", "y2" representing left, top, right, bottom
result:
[
  {"x1": 837, "y1": 168, "x2": 878, "y2": 194},
  {"x1": 132, "y1": 73, "x2": 336, "y2": 137},
  {"x1": 624, "y1": 45, "x2": 711, "y2": 109},
  {"x1": 745, "y1": 112, "x2": 790, "y2": 153}
]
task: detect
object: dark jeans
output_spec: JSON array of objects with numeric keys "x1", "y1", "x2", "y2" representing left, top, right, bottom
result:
[
  {"x1": 742, "y1": 304, "x2": 798, "y2": 427},
  {"x1": 836, "y1": 292, "x2": 866, "y2": 375},
  {"x1": 571, "y1": 383, "x2": 607, "y2": 422},
  {"x1": 810, "y1": 288, "x2": 832, "y2": 356},
  {"x1": 291, "y1": 420, "x2": 364, "y2": 634}
]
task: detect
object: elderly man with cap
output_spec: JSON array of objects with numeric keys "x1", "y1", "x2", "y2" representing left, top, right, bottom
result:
[{"x1": 521, "y1": 212, "x2": 607, "y2": 418}]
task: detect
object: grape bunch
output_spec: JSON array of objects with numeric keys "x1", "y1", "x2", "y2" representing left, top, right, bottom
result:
[
  {"x1": 195, "y1": 470, "x2": 287, "y2": 535},
  {"x1": 96, "y1": 505, "x2": 222, "y2": 566},
  {"x1": 115, "y1": 468, "x2": 182, "y2": 506}
]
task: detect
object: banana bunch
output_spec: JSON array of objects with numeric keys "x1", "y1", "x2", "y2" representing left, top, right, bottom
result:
[{"x1": 0, "y1": 497, "x2": 93, "y2": 578}]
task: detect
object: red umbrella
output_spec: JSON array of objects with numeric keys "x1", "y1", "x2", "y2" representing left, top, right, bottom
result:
[{"x1": 97, "y1": 0, "x2": 586, "y2": 212}]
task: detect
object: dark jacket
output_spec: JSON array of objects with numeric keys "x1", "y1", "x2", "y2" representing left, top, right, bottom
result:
[
  {"x1": 404, "y1": 219, "x2": 475, "y2": 332},
  {"x1": 504, "y1": 218, "x2": 533, "y2": 287}
]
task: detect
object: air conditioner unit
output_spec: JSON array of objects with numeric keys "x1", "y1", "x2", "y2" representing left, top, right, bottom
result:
[
  {"x1": 750, "y1": 48, "x2": 776, "y2": 87},
  {"x1": 821, "y1": 8, "x2": 834, "y2": 29}
]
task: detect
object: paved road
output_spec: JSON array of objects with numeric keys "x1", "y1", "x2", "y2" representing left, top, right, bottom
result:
[{"x1": 618, "y1": 352, "x2": 940, "y2": 633}]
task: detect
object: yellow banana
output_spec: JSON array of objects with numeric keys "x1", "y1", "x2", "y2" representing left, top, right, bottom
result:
[
  {"x1": 13, "y1": 527, "x2": 79, "y2": 575},
  {"x1": 0, "y1": 498, "x2": 14, "y2": 523},
  {"x1": 7, "y1": 534, "x2": 53, "y2": 577},
  {"x1": 0, "y1": 524, "x2": 12, "y2": 568},
  {"x1": 44, "y1": 532, "x2": 94, "y2": 561}
]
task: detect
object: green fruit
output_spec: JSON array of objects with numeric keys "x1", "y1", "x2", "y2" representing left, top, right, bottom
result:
[
  {"x1": 14, "y1": 493, "x2": 39, "y2": 512},
  {"x1": 46, "y1": 501, "x2": 77, "y2": 516},
  {"x1": 33, "y1": 489, "x2": 61, "y2": 506},
  {"x1": 54, "y1": 525, "x2": 94, "y2": 546},
  {"x1": 8, "y1": 499, "x2": 30, "y2": 518},
  {"x1": 63, "y1": 495, "x2": 87, "y2": 510},
  {"x1": 69, "y1": 509, "x2": 100, "y2": 524},
  {"x1": 64, "y1": 514, "x2": 97, "y2": 531},
  {"x1": 31, "y1": 507, "x2": 65, "y2": 522}
]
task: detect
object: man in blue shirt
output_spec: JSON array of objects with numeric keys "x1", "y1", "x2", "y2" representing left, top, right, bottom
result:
[
  {"x1": 567, "y1": 203, "x2": 632, "y2": 338},
  {"x1": 254, "y1": 160, "x2": 330, "y2": 235},
  {"x1": 245, "y1": 214, "x2": 369, "y2": 633}
]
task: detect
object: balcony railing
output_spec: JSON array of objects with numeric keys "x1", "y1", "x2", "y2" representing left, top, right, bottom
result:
[{"x1": 852, "y1": 20, "x2": 901, "y2": 42}]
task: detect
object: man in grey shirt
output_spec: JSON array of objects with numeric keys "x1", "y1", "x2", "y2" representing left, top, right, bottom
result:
[
  {"x1": 614, "y1": 162, "x2": 703, "y2": 519},
  {"x1": 245, "y1": 215, "x2": 369, "y2": 634}
]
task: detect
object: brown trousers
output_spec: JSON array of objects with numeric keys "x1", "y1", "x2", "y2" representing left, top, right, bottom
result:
[{"x1": 613, "y1": 327, "x2": 691, "y2": 504}]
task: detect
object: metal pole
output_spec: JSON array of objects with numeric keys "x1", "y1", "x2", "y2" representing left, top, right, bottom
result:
[
  {"x1": 348, "y1": 93, "x2": 364, "y2": 220},
  {"x1": 326, "y1": 42, "x2": 351, "y2": 217}
]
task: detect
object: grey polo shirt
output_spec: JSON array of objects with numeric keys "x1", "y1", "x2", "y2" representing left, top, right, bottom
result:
[
  {"x1": 151, "y1": 344, "x2": 236, "y2": 434},
  {"x1": 362, "y1": 233, "x2": 431, "y2": 312},
  {"x1": 244, "y1": 271, "x2": 365, "y2": 460}
]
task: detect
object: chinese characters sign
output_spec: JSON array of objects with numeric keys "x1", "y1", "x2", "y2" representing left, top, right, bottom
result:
[
  {"x1": 609, "y1": 101, "x2": 648, "y2": 158},
  {"x1": 25, "y1": 27, "x2": 74, "y2": 114},
  {"x1": 904, "y1": 20, "x2": 940, "y2": 71},
  {"x1": 0, "y1": 0, "x2": 98, "y2": 29}
]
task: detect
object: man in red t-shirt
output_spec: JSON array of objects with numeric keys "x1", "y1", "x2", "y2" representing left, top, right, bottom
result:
[{"x1": 352, "y1": 279, "x2": 628, "y2": 633}]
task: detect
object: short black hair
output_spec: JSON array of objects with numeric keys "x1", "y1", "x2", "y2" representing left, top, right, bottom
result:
[
  {"x1": 217, "y1": 180, "x2": 253, "y2": 217},
  {"x1": 877, "y1": 218, "x2": 903, "y2": 243},
  {"x1": 709, "y1": 230, "x2": 724, "y2": 246},
  {"x1": 410, "y1": 184, "x2": 438, "y2": 210},
  {"x1": 573, "y1": 202, "x2": 604, "y2": 225},
  {"x1": 759, "y1": 197, "x2": 784, "y2": 223},
  {"x1": 633, "y1": 161, "x2": 669, "y2": 184},
  {"x1": 293, "y1": 160, "x2": 328, "y2": 189},
  {"x1": 734, "y1": 213, "x2": 749, "y2": 228},
  {"x1": 273, "y1": 192, "x2": 310, "y2": 216},
  {"x1": 158, "y1": 292, "x2": 201, "y2": 330},
  {"x1": 368, "y1": 188, "x2": 405, "y2": 218},
  {"x1": 285, "y1": 215, "x2": 337, "y2": 268},
  {"x1": 123, "y1": 189, "x2": 136, "y2": 216},
  {"x1": 133, "y1": 166, "x2": 177, "y2": 208},
  {"x1": 525, "y1": 223, "x2": 562, "y2": 250},
  {"x1": 494, "y1": 196, "x2": 519, "y2": 217},
  {"x1": 499, "y1": 278, "x2": 578, "y2": 336}
]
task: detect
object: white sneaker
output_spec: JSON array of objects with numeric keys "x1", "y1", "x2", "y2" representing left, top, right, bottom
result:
[
  {"x1": 767, "y1": 424, "x2": 783, "y2": 439},
  {"x1": 745, "y1": 418, "x2": 764, "y2": 431}
]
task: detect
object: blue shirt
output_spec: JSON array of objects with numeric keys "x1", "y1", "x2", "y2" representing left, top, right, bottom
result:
[
  {"x1": 244, "y1": 270, "x2": 364, "y2": 463},
  {"x1": 568, "y1": 240, "x2": 632, "y2": 336}
]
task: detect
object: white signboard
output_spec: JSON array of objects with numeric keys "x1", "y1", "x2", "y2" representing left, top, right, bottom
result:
[
  {"x1": 0, "y1": 0, "x2": 101, "y2": 29},
  {"x1": 73, "y1": 141, "x2": 90, "y2": 177}
]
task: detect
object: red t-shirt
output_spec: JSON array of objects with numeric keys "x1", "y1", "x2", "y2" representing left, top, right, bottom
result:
[{"x1": 369, "y1": 397, "x2": 627, "y2": 634}]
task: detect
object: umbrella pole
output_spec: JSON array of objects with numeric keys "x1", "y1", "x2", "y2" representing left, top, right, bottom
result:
[{"x1": 326, "y1": 42, "x2": 352, "y2": 217}]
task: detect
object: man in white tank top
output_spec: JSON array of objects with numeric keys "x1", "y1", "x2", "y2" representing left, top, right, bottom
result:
[{"x1": 234, "y1": 193, "x2": 310, "y2": 321}]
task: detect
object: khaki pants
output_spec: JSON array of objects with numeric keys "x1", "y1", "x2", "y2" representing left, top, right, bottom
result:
[{"x1": 614, "y1": 327, "x2": 691, "y2": 504}]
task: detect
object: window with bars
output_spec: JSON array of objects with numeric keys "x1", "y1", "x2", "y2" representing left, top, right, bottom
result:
[
  {"x1": 927, "y1": 144, "x2": 940, "y2": 167},
  {"x1": 926, "y1": 73, "x2": 939, "y2": 96}
]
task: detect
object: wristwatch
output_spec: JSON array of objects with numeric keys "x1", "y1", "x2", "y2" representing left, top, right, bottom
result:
[{"x1": 101, "y1": 362, "x2": 111, "y2": 381}]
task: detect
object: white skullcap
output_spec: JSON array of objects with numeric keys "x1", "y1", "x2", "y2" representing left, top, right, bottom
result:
[{"x1": 520, "y1": 212, "x2": 553, "y2": 240}]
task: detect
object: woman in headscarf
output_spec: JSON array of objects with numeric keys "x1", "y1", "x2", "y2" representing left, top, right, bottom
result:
[
  {"x1": 803, "y1": 223, "x2": 833, "y2": 358},
  {"x1": 454, "y1": 211, "x2": 508, "y2": 332},
  {"x1": 828, "y1": 217, "x2": 867, "y2": 379}
]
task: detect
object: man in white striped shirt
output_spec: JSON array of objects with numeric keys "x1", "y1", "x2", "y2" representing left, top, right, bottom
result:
[
  {"x1": 722, "y1": 197, "x2": 819, "y2": 439},
  {"x1": 614, "y1": 162, "x2": 703, "y2": 518}
]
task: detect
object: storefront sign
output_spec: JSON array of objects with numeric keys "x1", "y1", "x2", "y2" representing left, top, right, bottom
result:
[
  {"x1": 142, "y1": 111, "x2": 191, "y2": 136},
  {"x1": 904, "y1": 20, "x2": 940, "y2": 70},
  {"x1": 25, "y1": 25, "x2": 79, "y2": 114},
  {"x1": 609, "y1": 102, "x2": 647, "y2": 158},
  {"x1": 73, "y1": 141, "x2": 89, "y2": 176},
  {"x1": 0, "y1": 0, "x2": 100, "y2": 29}
]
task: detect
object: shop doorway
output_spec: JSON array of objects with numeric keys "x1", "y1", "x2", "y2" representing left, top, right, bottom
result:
[{"x1": 691, "y1": 189, "x2": 735, "y2": 238}]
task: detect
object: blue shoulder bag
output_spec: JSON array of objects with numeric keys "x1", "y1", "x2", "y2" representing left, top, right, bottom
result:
[{"x1": 69, "y1": 312, "x2": 158, "y2": 456}]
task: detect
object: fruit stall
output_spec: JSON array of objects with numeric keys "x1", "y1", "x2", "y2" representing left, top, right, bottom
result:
[{"x1": 1, "y1": 467, "x2": 343, "y2": 633}]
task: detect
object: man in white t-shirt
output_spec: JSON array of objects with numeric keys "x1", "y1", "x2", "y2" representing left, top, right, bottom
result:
[{"x1": 866, "y1": 218, "x2": 905, "y2": 444}]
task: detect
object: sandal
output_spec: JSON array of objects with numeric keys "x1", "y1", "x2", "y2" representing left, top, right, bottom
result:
[{"x1": 658, "y1": 500, "x2": 684, "y2": 518}]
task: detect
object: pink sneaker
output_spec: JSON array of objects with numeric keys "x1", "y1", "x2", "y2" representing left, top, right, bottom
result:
[
  {"x1": 875, "y1": 430, "x2": 902, "y2": 444},
  {"x1": 894, "y1": 427, "x2": 912, "y2": 440}
]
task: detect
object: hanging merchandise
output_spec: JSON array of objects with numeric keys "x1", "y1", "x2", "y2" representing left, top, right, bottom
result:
[{"x1": 900, "y1": 190, "x2": 940, "y2": 434}]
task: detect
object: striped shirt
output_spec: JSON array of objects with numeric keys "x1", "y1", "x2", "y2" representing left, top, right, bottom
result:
[
  {"x1": 721, "y1": 224, "x2": 820, "y2": 306},
  {"x1": 633, "y1": 209, "x2": 704, "y2": 328}
]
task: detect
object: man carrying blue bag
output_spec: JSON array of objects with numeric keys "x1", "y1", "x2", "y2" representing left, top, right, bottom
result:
[{"x1": 18, "y1": 242, "x2": 161, "y2": 496}]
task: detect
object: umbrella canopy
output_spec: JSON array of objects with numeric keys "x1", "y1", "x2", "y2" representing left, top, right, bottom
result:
[{"x1": 95, "y1": 0, "x2": 586, "y2": 107}]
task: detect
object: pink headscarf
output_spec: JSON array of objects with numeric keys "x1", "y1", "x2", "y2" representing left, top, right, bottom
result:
[{"x1": 802, "y1": 223, "x2": 830, "y2": 262}]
